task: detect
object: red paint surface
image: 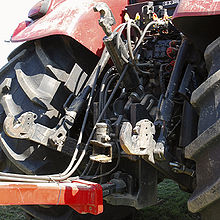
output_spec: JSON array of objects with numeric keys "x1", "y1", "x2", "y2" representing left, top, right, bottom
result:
[
  {"x1": 11, "y1": 0, "x2": 128, "y2": 56},
  {"x1": 173, "y1": 0, "x2": 220, "y2": 19},
  {"x1": 0, "y1": 179, "x2": 103, "y2": 215},
  {"x1": 11, "y1": 0, "x2": 220, "y2": 55}
]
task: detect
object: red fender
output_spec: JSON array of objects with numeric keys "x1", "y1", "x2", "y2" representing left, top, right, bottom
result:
[
  {"x1": 172, "y1": 0, "x2": 220, "y2": 46},
  {"x1": 173, "y1": 0, "x2": 220, "y2": 19},
  {"x1": 11, "y1": 0, "x2": 129, "y2": 56}
]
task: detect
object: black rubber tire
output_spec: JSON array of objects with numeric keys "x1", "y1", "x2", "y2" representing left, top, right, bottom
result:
[
  {"x1": 0, "y1": 36, "x2": 136, "y2": 220},
  {"x1": 185, "y1": 37, "x2": 220, "y2": 219},
  {"x1": 0, "y1": 36, "x2": 75, "y2": 175}
]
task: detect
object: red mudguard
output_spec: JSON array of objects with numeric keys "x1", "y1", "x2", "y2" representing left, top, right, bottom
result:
[
  {"x1": 11, "y1": 0, "x2": 128, "y2": 56},
  {"x1": 173, "y1": 0, "x2": 220, "y2": 19},
  {"x1": 11, "y1": 0, "x2": 220, "y2": 56}
]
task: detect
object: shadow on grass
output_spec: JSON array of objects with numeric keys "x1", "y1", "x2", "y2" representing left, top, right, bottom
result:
[
  {"x1": 0, "y1": 206, "x2": 26, "y2": 220},
  {"x1": 136, "y1": 179, "x2": 201, "y2": 220}
]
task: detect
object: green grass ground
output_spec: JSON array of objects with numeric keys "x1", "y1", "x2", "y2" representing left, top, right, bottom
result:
[
  {"x1": 0, "y1": 179, "x2": 200, "y2": 220},
  {"x1": 0, "y1": 206, "x2": 26, "y2": 220},
  {"x1": 137, "y1": 179, "x2": 200, "y2": 220}
]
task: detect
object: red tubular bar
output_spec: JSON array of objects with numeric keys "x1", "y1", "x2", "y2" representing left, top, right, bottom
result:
[{"x1": 0, "y1": 179, "x2": 103, "y2": 215}]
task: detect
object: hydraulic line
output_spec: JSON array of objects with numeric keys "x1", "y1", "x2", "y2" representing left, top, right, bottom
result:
[
  {"x1": 132, "y1": 20, "x2": 158, "y2": 75},
  {"x1": 80, "y1": 20, "x2": 159, "y2": 178},
  {"x1": 103, "y1": 74, "x2": 118, "y2": 106},
  {"x1": 127, "y1": 19, "x2": 141, "y2": 64},
  {"x1": 134, "y1": 21, "x2": 157, "y2": 52},
  {"x1": 116, "y1": 23, "x2": 129, "y2": 64},
  {"x1": 116, "y1": 19, "x2": 157, "y2": 75},
  {"x1": 0, "y1": 20, "x2": 159, "y2": 183},
  {"x1": 0, "y1": 63, "x2": 128, "y2": 183},
  {"x1": 59, "y1": 67, "x2": 102, "y2": 180},
  {"x1": 83, "y1": 73, "x2": 118, "y2": 176},
  {"x1": 80, "y1": 19, "x2": 148, "y2": 178},
  {"x1": 54, "y1": 64, "x2": 129, "y2": 179},
  {"x1": 0, "y1": 175, "x2": 47, "y2": 183},
  {"x1": 85, "y1": 160, "x2": 95, "y2": 176},
  {"x1": 99, "y1": 66, "x2": 116, "y2": 114},
  {"x1": 116, "y1": 21, "x2": 141, "y2": 64}
]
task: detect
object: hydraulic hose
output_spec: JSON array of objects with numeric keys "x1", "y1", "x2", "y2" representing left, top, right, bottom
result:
[
  {"x1": 0, "y1": 20, "x2": 157, "y2": 183},
  {"x1": 134, "y1": 21, "x2": 157, "y2": 52},
  {"x1": 0, "y1": 62, "x2": 128, "y2": 183}
]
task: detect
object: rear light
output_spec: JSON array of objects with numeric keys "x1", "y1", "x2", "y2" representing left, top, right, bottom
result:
[{"x1": 28, "y1": 0, "x2": 51, "y2": 20}]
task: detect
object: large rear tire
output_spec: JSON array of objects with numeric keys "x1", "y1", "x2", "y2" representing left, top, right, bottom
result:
[
  {"x1": 185, "y1": 37, "x2": 220, "y2": 219},
  {"x1": 0, "y1": 36, "x2": 136, "y2": 220},
  {"x1": 0, "y1": 36, "x2": 75, "y2": 175}
]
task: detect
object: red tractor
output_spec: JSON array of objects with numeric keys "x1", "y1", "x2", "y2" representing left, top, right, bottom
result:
[{"x1": 0, "y1": 0, "x2": 219, "y2": 219}]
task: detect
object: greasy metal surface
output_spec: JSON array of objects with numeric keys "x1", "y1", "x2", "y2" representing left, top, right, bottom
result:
[
  {"x1": 173, "y1": 0, "x2": 220, "y2": 19},
  {"x1": 0, "y1": 179, "x2": 103, "y2": 215},
  {"x1": 11, "y1": 0, "x2": 128, "y2": 56}
]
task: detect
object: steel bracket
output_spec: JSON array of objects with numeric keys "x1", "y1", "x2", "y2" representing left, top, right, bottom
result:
[
  {"x1": 120, "y1": 119, "x2": 156, "y2": 163},
  {"x1": 3, "y1": 112, "x2": 54, "y2": 146}
]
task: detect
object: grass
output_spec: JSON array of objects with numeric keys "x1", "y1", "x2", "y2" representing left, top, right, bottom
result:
[
  {"x1": 137, "y1": 179, "x2": 200, "y2": 220},
  {"x1": 0, "y1": 206, "x2": 26, "y2": 220},
  {"x1": 0, "y1": 179, "x2": 200, "y2": 220}
]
